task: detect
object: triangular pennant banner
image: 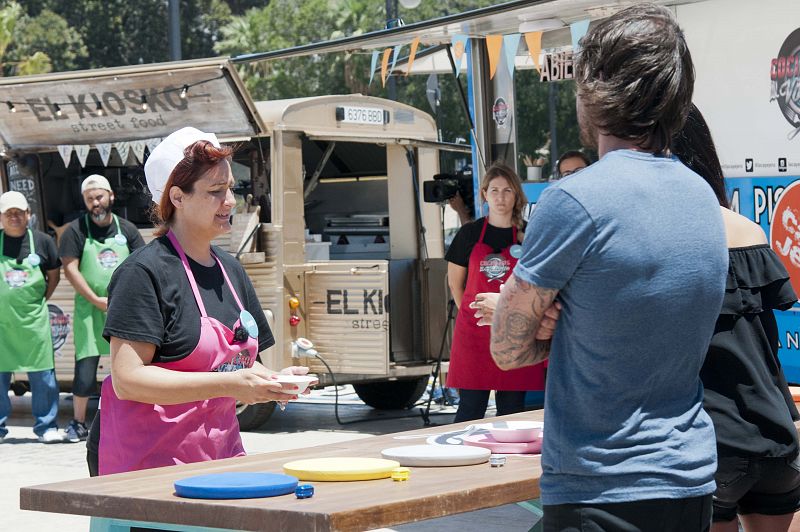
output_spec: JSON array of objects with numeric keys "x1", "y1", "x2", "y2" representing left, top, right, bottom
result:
[
  {"x1": 369, "y1": 50, "x2": 380, "y2": 86},
  {"x1": 75, "y1": 145, "x2": 90, "y2": 168},
  {"x1": 451, "y1": 35, "x2": 469, "y2": 77},
  {"x1": 56, "y1": 145, "x2": 73, "y2": 167},
  {"x1": 390, "y1": 44, "x2": 403, "y2": 74},
  {"x1": 485, "y1": 35, "x2": 503, "y2": 79},
  {"x1": 96, "y1": 143, "x2": 113, "y2": 166},
  {"x1": 131, "y1": 140, "x2": 147, "y2": 163},
  {"x1": 380, "y1": 48, "x2": 391, "y2": 87},
  {"x1": 570, "y1": 19, "x2": 590, "y2": 51},
  {"x1": 145, "y1": 137, "x2": 162, "y2": 153},
  {"x1": 503, "y1": 34, "x2": 521, "y2": 80},
  {"x1": 406, "y1": 37, "x2": 420, "y2": 76},
  {"x1": 115, "y1": 141, "x2": 130, "y2": 165},
  {"x1": 524, "y1": 31, "x2": 543, "y2": 72}
]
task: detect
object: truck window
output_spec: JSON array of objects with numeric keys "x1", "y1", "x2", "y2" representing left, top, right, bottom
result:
[{"x1": 301, "y1": 140, "x2": 389, "y2": 261}]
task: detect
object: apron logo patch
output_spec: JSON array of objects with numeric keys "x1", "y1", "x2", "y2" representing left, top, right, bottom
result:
[
  {"x1": 480, "y1": 254, "x2": 510, "y2": 281},
  {"x1": 97, "y1": 248, "x2": 119, "y2": 269},
  {"x1": 212, "y1": 349, "x2": 253, "y2": 373},
  {"x1": 4, "y1": 268, "x2": 28, "y2": 288},
  {"x1": 48, "y1": 304, "x2": 71, "y2": 351}
]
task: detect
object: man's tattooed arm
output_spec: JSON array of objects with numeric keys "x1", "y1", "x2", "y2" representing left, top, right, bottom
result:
[{"x1": 491, "y1": 274, "x2": 558, "y2": 370}]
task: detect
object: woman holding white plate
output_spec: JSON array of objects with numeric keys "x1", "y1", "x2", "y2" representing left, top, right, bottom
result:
[{"x1": 90, "y1": 128, "x2": 313, "y2": 475}]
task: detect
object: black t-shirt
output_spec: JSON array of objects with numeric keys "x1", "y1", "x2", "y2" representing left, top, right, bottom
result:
[
  {"x1": 103, "y1": 236, "x2": 275, "y2": 363},
  {"x1": 701, "y1": 245, "x2": 800, "y2": 458},
  {"x1": 58, "y1": 215, "x2": 145, "y2": 260},
  {"x1": 444, "y1": 217, "x2": 525, "y2": 267},
  {"x1": 1, "y1": 229, "x2": 61, "y2": 276}
]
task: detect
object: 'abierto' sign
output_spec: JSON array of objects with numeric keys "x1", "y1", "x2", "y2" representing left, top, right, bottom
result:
[{"x1": 0, "y1": 62, "x2": 258, "y2": 149}]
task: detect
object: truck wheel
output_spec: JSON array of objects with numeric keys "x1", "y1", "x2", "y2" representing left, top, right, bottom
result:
[
  {"x1": 353, "y1": 377, "x2": 428, "y2": 410},
  {"x1": 236, "y1": 401, "x2": 276, "y2": 431}
]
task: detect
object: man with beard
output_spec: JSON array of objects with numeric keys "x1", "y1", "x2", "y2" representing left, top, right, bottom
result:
[
  {"x1": 59, "y1": 175, "x2": 144, "y2": 443},
  {"x1": 490, "y1": 4, "x2": 727, "y2": 531}
]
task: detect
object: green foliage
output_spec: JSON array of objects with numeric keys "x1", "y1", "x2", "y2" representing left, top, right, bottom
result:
[
  {"x1": 12, "y1": 9, "x2": 87, "y2": 72},
  {"x1": 22, "y1": 0, "x2": 232, "y2": 69},
  {"x1": 0, "y1": 1, "x2": 58, "y2": 76}
]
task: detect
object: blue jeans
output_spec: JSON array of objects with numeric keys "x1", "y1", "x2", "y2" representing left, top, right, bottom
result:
[{"x1": 0, "y1": 370, "x2": 60, "y2": 437}]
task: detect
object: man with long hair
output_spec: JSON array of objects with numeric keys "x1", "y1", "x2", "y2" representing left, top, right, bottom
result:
[{"x1": 491, "y1": 5, "x2": 727, "y2": 530}]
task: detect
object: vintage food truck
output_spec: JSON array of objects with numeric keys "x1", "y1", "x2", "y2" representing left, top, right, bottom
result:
[{"x1": 0, "y1": 59, "x2": 459, "y2": 428}]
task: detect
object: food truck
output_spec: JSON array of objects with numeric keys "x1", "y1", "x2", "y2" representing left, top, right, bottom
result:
[{"x1": 0, "y1": 59, "x2": 460, "y2": 429}]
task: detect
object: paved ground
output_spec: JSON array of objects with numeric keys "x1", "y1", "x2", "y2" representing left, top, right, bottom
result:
[{"x1": 4, "y1": 386, "x2": 538, "y2": 532}]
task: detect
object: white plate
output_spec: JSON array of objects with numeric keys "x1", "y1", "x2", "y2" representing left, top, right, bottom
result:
[
  {"x1": 381, "y1": 444, "x2": 490, "y2": 466},
  {"x1": 272, "y1": 374, "x2": 318, "y2": 394}
]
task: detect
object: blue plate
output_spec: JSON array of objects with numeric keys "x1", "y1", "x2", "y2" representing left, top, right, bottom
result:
[{"x1": 174, "y1": 472, "x2": 298, "y2": 499}]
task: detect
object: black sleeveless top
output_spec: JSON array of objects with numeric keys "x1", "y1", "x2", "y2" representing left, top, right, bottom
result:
[{"x1": 700, "y1": 244, "x2": 800, "y2": 458}]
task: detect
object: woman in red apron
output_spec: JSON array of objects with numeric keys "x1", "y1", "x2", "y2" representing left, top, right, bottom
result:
[
  {"x1": 91, "y1": 128, "x2": 313, "y2": 475},
  {"x1": 446, "y1": 162, "x2": 546, "y2": 422}
]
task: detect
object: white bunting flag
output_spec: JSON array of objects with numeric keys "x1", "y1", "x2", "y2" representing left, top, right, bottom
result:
[
  {"x1": 75, "y1": 145, "x2": 91, "y2": 168},
  {"x1": 96, "y1": 143, "x2": 113, "y2": 166},
  {"x1": 369, "y1": 50, "x2": 380, "y2": 86},
  {"x1": 131, "y1": 140, "x2": 147, "y2": 163},
  {"x1": 145, "y1": 137, "x2": 162, "y2": 153},
  {"x1": 115, "y1": 141, "x2": 131, "y2": 165},
  {"x1": 503, "y1": 34, "x2": 522, "y2": 79},
  {"x1": 57, "y1": 145, "x2": 73, "y2": 167}
]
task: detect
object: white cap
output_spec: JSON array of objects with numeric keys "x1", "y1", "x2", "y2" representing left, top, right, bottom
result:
[
  {"x1": 0, "y1": 190, "x2": 29, "y2": 213},
  {"x1": 144, "y1": 127, "x2": 220, "y2": 204},
  {"x1": 81, "y1": 174, "x2": 112, "y2": 193}
]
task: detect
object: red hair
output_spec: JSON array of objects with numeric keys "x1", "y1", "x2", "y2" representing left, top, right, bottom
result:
[{"x1": 152, "y1": 140, "x2": 234, "y2": 236}]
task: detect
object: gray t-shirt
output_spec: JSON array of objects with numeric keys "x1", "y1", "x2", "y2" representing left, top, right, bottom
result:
[{"x1": 515, "y1": 150, "x2": 727, "y2": 505}]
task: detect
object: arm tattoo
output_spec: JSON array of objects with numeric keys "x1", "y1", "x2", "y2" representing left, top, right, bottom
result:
[{"x1": 490, "y1": 274, "x2": 557, "y2": 370}]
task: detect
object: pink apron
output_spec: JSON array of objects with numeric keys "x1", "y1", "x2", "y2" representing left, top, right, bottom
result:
[
  {"x1": 447, "y1": 219, "x2": 546, "y2": 391},
  {"x1": 99, "y1": 231, "x2": 259, "y2": 475}
]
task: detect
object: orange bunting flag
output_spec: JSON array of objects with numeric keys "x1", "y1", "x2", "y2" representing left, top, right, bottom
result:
[
  {"x1": 524, "y1": 31, "x2": 543, "y2": 72},
  {"x1": 381, "y1": 48, "x2": 392, "y2": 87},
  {"x1": 406, "y1": 36, "x2": 421, "y2": 76},
  {"x1": 485, "y1": 35, "x2": 503, "y2": 79}
]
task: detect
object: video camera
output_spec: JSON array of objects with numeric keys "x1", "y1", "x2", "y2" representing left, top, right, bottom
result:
[{"x1": 423, "y1": 170, "x2": 475, "y2": 218}]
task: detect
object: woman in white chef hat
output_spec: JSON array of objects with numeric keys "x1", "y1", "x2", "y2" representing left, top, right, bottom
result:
[{"x1": 88, "y1": 127, "x2": 313, "y2": 475}]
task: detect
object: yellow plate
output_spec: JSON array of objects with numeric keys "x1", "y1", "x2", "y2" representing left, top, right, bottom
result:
[{"x1": 283, "y1": 457, "x2": 400, "y2": 481}]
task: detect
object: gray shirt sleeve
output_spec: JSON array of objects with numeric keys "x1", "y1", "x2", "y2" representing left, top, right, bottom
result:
[{"x1": 513, "y1": 187, "x2": 596, "y2": 290}]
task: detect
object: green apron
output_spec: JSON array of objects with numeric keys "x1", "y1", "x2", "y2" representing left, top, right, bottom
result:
[
  {"x1": 73, "y1": 214, "x2": 130, "y2": 360},
  {"x1": 0, "y1": 229, "x2": 54, "y2": 372}
]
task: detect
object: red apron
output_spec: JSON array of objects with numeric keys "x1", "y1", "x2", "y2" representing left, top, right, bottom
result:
[
  {"x1": 447, "y1": 219, "x2": 546, "y2": 391},
  {"x1": 99, "y1": 230, "x2": 259, "y2": 475}
]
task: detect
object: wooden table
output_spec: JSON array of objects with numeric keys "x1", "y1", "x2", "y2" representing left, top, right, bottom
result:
[{"x1": 20, "y1": 411, "x2": 544, "y2": 532}]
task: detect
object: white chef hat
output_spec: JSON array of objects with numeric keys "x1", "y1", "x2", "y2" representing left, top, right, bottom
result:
[{"x1": 144, "y1": 127, "x2": 220, "y2": 204}]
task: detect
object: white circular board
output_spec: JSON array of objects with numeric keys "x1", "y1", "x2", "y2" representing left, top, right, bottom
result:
[{"x1": 381, "y1": 444, "x2": 491, "y2": 467}]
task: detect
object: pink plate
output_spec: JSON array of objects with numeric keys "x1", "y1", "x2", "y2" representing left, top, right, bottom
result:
[{"x1": 461, "y1": 433, "x2": 542, "y2": 454}]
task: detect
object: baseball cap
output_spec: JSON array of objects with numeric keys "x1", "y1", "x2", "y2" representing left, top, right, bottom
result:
[
  {"x1": 81, "y1": 174, "x2": 112, "y2": 193},
  {"x1": 144, "y1": 127, "x2": 220, "y2": 204},
  {"x1": 0, "y1": 190, "x2": 29, "y2": 213}
]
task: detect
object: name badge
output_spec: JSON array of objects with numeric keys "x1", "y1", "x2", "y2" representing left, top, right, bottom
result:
[{"x1": 239, "y1": 309, "x2": 259, "y2": 338}]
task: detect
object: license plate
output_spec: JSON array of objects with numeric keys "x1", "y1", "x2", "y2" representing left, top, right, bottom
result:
[{"x1": 335, "y1": 106, "x2": 386, "y2": 125}]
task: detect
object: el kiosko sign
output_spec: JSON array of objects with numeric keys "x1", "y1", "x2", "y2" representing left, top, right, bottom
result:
[{"x1": 0, "y1": 59, "x2": 260, "y2": 150}]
